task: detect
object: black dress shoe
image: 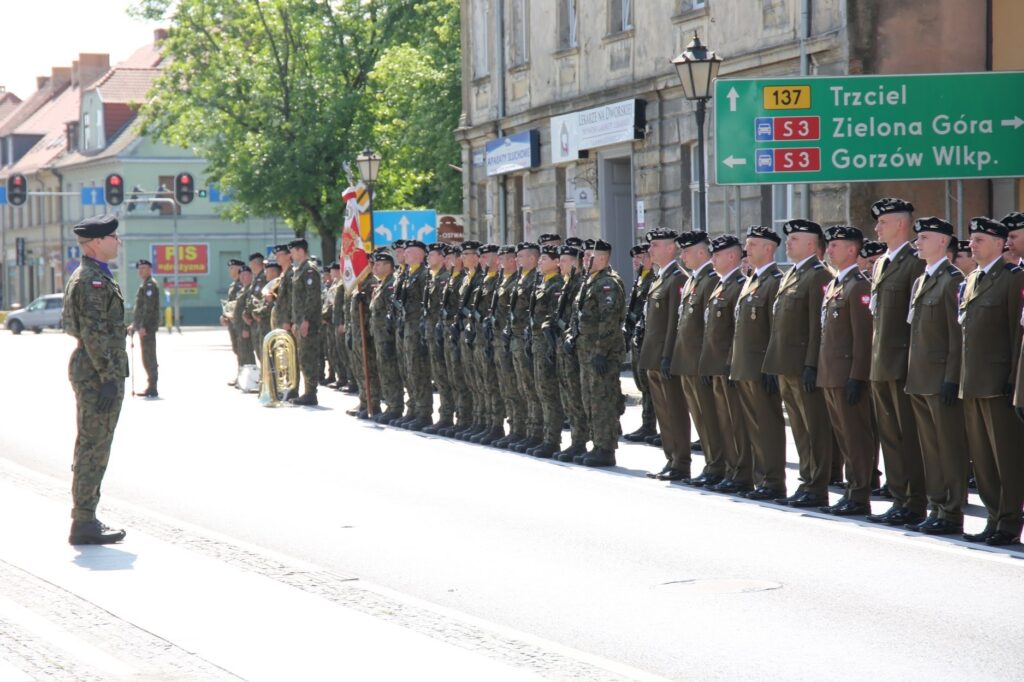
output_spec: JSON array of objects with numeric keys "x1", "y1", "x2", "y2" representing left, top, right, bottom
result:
[
  {"x1": 69, "y1": 519, "x2": 126, "y2": 545},
  {"x1": 985, "y1": 530, "x2": 1022, "y2": 546},
  {"x1": 905, "y1": 513, "x2": 939, "y2": 532},
  {"x1": 690, "y1": 440, "x2": 703, "y2": 453},
  {"x1": 710, "y1": 479, "x2": 752, "y2": 495},
  {"x1": 624, "y1": 426, "x2": 657, "y2": 443},
  {"x1": 872, "y1": 483, "x2": 893, "y2": 499},
  {"x1": 866, "y1": 506, "x2": 923, "y2": 526},
  {"x1": 646, "y1": 464, "x2": 672, "y2": 479},
  {"x1": 745, "y1": 487, "x2": 785, "y2": 501},
  {"x1": 963, "y1": 524, "x2": 997, "y2": 543},
  {"x1": 687, "y1": 473, "x2": 724, "y2": 489},
  {"x1": 650, "y1": 435, "x2": 663, "y2": 448},
  {"x1": 829, "y1": 479, "x2": 847, "y2": 489},
  {"x1": 822, "y1": 500, "x2": 870, "y2": 516},
  {"x1": 918, "y1": 518, "x2": 964, "y2": 536},
  {"x1": 786, "y1": 492, "x2": 827, "y2": 508},
  {"x1": 656, "y1": 468, "x2": 690, "y2": 482}
]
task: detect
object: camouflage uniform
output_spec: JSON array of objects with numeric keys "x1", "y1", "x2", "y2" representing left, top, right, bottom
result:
[
  {"x1": 249, "y1": 267, "x2": 269, "y2": 347},
  {"x1": 426, "y1": 267, "x2": 453, "y2": 425},
  {"x1": 63, "y1": 257, "x2": 129, "y2": 522},
  {"x1": 510, "y1": 268, "x2": 542, "y2": 442},
  {"x1": 232, "y1": 279, "x2": 256, "y2": 365},
  {"x1": 132, "y1": 274, "x2": 161, "y2": 391},
  {"x1": 553, "y1": 269, "x2": 589, "y2": 451},
  {"x1": 441, "y1": 269, "x2": 467, "y2": 425},
  {"x1": 225, "y1": 276, "x2": 243, "y2": 368},
  {"x1": 276, "y1": 263, "x2": 294, "y2": 330},
  {"x1": 369, "y1": 272, "x2": 403, "y2": 414},
  {"x1": 399, "y1": 264, "x2": 432, "y2": 422},
  {"x1": 349, "y1": 277, "x2": 380, "y2": 413},
  {"x1": 290, "y1": 259, "x2": 322, "y2": 399},
  {"x1": 495, "y1": 269, "x2": 524, "y2": 441},
  {"x1": 453, "y1": 266, "x2": 483, "y2": 429},
  {"x1": 532, "y1": 272, "x2": 565, "y2": 449},
  {"x1": 331, "y1": 280, "x2": 352, "y2": 386},
  {"x1": 470, "y1": 268, "x2": 502, "y2": 438},
  {"x1": 392, "y1": 265, "x2": 410, "y2": 413},
  {"x1": 576, "y1": 266, "x2": 626, "y2": 454}
]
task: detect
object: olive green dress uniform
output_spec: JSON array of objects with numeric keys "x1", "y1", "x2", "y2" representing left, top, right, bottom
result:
[
  {"x1": 763, "y1": 256, "x2": 834, "y2": 500},
  {"x1": 554, "y1": 269, "x2": 589, "y2": 452},
  {"x1": 276, "y1": 264, "x2": 294, "y2": 331},
  {"x1": 470, "y1": 267, "x2": 503, "y2": 438},
  {"x1": 870, "y1": 242, "x2": 927, "y2": 515},
  {"x1": 959, "y1": 252, "x2": 1024, "y2": 538},
  {"x1": 250, "y1": 267, "x2": 269, "y2": 344},
  {"x1": 672, "y1": 260, "x2": 723, "y2": 481},
  {"x1": 818, "y1": 266, "x2": 875, "y2": 506},
  {"x1": 232, "y1": 279, "x2": 256, "y2": 366},
  {"x1": 441, "y1": 268, "x2": 468, "y2": 426},
  {"x1": 425, "y1": 266, "x2": 453, "y2": 427},
  {"x1": 905, "y1": 258, "x2": 968, "y2": 525},
  {"x1": 454, "y1": 266, "x2": 483, "y2": 429},
  {"x1": 511, "y1": 268, "x2": 542, "y2": 443},
  {"x1": 369, "y1": 271, "x2": 403, "y2": 415},
  {"x1": 322, "y1": 280, "x2": 338, "y2": 381},
  {"x1": 225, "y1": 276, "x2": 243, "y2": 368},
  {"x1": 132, "y1": 274, "x2": 161, "y2": 391},
  {"x1": 494, "y1": 269, "x2": 524, "y2": 441},
  {"x1": 400, "y1": 263, "x2": 433, "y2": 423},
  {"x1": 531, "y1": 271, "x2": 566, "y2": 451},
  {"x1": 639, "y1": 261, "x2": 691, "y2": 473},
  {"x1": 699, "y1": 268, "x2": 752, "y2": 489},
  {"x1": 330, "y1": 279, "x2": 351, "y2": 384},
  {"x1": 628, "y1": 268, "x2": 657, "y2": 434},
  {"x1": 63, "y1": 255, "x2": 130, "y2": 524},
  {"x1": 576, "y1": 266, "x2": 627, "y2": 456},
  {"x1": 731, "y1": 262, "x2": 786, "y2": 494},
  {"x1": 291, "y1": 259, "x2": 323, "y2": 399},
  {"x1": 350, "y1": 276, "x2": 381, "y2": 414}
]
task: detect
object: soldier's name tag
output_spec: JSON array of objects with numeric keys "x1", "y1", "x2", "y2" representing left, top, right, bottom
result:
[{"x1": 869, "y1": 292, "x2": 878, "y2": 315}]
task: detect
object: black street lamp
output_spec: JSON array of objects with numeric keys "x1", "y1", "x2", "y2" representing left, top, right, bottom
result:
[
  {"x1": 355, "y1": 147, "x2": 382, "y2": 247},
  {"x1": 672, "y1": 32, "x2": 722, "y2": 232}
]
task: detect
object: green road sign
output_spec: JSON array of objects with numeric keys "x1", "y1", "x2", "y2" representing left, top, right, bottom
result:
[{"x1": 713, "y1": 72, "x2": 1024, "y2": 185}]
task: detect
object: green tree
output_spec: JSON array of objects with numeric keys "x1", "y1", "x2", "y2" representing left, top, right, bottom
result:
[{"x1": 131, "y1": 0, "x2": 462, "y2": 261}]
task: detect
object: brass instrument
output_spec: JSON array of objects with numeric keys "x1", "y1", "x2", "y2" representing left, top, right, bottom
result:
[{"x1": 258, "y1": 329, "x2": 298, "y2": 406}]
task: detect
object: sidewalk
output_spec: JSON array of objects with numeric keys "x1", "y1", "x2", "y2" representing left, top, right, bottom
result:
[{"x1": 0, "y1": 469, "x2": 659, "y2": 682}]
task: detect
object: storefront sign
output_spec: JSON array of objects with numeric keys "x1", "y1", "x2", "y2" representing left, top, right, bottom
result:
[
  {"x1": 485, "y1": 130, "x2": 541, "y2": 176},
  {"x1": 151, "y1": 243, "x2": 209, "y2": 275},
  {"x1": 550, "y1": 99, "x2": 647, "y2": 164}
]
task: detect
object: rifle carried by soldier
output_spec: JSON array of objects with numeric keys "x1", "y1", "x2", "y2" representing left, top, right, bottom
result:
[
  {"x1": 502, "y1": 266, "x2": 522, "y2": 358},
  {"x1": 623, "y1": 268, "x2": 643, "y2": 351}
]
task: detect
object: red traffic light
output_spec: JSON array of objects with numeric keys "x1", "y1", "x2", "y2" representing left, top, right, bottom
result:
[
  {"x1": 104, "y1": 173, "x2": 125, "y2": 206},
  {"x1": 174, "y1": 172, "x2": 195, "y2": 204},
  {"x1": 109, "y1": 175, "x2": 121, "y2": 186},
  {"x1": 180, "y1": 175, "x2": 191, "y2": 185},
  {"x1": 12, "y1": 176, "x2": 23, "y2": 187}
]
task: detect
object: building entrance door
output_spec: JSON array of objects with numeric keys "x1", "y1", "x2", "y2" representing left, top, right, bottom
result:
[{"x1": 599, "y1": 153, "x2": 634, "y2": 287}]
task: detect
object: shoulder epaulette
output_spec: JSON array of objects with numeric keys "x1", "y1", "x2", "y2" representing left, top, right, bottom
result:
[
  {"x1": 1005, "y1": 262, "x2": 1022, "y2": 273},
  {"x1": 772, "y1": 270, "x2": 783, "y2": 279},
  {"x1": 812, "y1": 262, "x2": 824, "y2": 270},
  {"x1": 946, "y1": 264, "x2": 961, "y2": 277},
  {"x1": 853, "y1": 271, "x2": 866, "y2": 281}
]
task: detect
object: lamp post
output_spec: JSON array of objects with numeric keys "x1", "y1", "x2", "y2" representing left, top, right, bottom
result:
[
  {"x1": 355, "y1": 147, "x2": 382, "y2": 248},
  {"x1": 672, "y1": 32, "x2": 722, "y2": 232}
]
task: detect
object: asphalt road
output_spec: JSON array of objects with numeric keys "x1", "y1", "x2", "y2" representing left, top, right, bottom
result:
[{"x1": 2, "y1": 328, "x2": 1022, "y2": 680}]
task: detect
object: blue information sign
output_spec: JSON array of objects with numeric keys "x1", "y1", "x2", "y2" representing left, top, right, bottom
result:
[
  {"x1": 0, "y1": 187, "x2": 6, "y2": 205},
  {"x1": 372, "y1": 210, "x2": 437, "y2": 244},
  {"x1": 81, "y1": 187, "x2": 105, "y2": 206}
]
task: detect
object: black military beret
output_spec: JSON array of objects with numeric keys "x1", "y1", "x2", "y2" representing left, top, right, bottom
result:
[
  {"x1": 968, "y1": 216, "x2": 1008, "y2": 239},
  {"x1": 583, "y1": 238, "x2": 596, "y2": 249},
  {"x1": 265, "y1": 260, "x2": 282, "y2": 270},
  {"x1": 372, "y1": 245, "x2": 390, "y2": 254},
  {"x1": 479, "y1": 243, "x2": 499, "y2": 255},
  {"x1": 559, "y1": 245, "x2": 581, "y2": 258},
  {"x1": 913, "y1": 216, "x2": 954, "y2": 237},
  {"x1": 871, "y1": 197, "x2": 914, "y2": 219},
  {"x1": 676, "y1": 231, "x2": 709, "y2": 249},
  {"x1": 1001, "y1": 212, "x2": 1024, "y2": 232},
  {"x1": 227, "y1": 258, "x2": 245, "y2": 267},
  {"x1": 461, "y1": 240, "x2": 482, "y2": 253},
  {"x1": 782, "y1": 219, "x2": 822, "y2": 236},
  {"x1": 629, "y1": 244, "x2": 650, "y2": 257},
  {"x1": 823, "y1": 225, "x2": 865, "y2": 242},
  {"x1": 497, "y1": 245, "x2": 516, "y2": 256},
  {"x1": 135, "y1": 259, "x2": 152, "y2": 268},
  {"x1": 540, "y1": 245, "x2": 560, "y2": 259},
  {"x1": 516, "y1": 241, "x2": 540, "y2": 253},
  {"x1": 859, "y1": 240, "x2": 887, "y2": 259},
  {"x1": 393, "y1": 239, "x2": 407, "y2": 249},
  {"x1": 248, "y1": 252, "x2": 264, "y2": 262},
  {"x1": 956, "y1": 239, "x2": 972, "y2": 254},
  {"x1": 404, "y1": 239, "x2": 426, "y2": 251},
  {"x1": 373, "y1": 251, "x2": 395, "y2": 264},
  {"x1": 72, "y1": 214, "x2": 118, "y2": 238},
  {"x1": 427, "y1": 242, "x2": 446, "y2": 254},
  {"x1": 444, "y1": 244, "x2": 462, "y2": 256},
  {"x1": 746, "y1": 225, "x2": 781, "y2": 245},
  {"x1": 709, "y1": 234, "x2": 741, "y2": 253},
  {"x1": 287, "y1": 238, "x2": 308, "y2": 251},
  {"x1": 538, "y1": 233, "x2": 562, "y2": 244},
  {"x1": 240, "y1": 264, "x2": 252, "y2": 273},
  {"x1": 645, "y1": 228, "x2": 678, "y2": 243},
  {"x1": 329, "y1": 261, "x2": 341, "y2": 270},
  {"x1": 593, "y1": 239, "x2": 612, "y2": 252},
  {"x1": 565, "y1": 237, "x2": 584, "y2": 248},
  {"x1": 272, "y1": 244, "x2": 290, "y2": 254}
]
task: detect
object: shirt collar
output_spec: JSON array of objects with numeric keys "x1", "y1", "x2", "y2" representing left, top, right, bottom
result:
[
  {"x1": 754, "y1": 262, "x2": 774, "y2": 278},
  {"x1": 980, "y1": 256, "x2": 1003, "y2": 274},
  {"x1": 925, "y1": 256, "x2": 948, "y2": 277},
  {"x1": 717, "y1": 266, "x2": 740, "y2": 283},
  {"x1": 794, "y1": 253, "x2": 816, "y2": 270},
  {"x1": 885, "y1": 240, "x2": 909, "y2": 260},
  {"x1": 691, "y1": 260, "x2": 712, "y2": 278},
  {"x1": 657, "y1": 261, "x2": 676, "y2": 277},
  {"x1": 836, "y1": 263, "x2": 859, "y2": 281},
  {"x1": 84, "y1": 256, "x2": 113, "y2": 279}
]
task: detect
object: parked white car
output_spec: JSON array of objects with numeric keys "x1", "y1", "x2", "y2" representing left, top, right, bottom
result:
[{"x1": 5, "y1": 294, "x2": 64, "y2": 334}]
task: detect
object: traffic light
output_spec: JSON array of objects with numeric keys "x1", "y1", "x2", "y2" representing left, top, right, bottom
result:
[
  {"x1": 7, "y1": 173, "x2": 27, "y2": 206},
  {"x1": 174, "y1": 172, "x2": 195, "y2": 204},
  {"x1": 105, "y1": 173, "x2": 124, "y2": 206}
]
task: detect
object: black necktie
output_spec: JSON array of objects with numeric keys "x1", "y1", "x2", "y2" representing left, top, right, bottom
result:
[
  {"x1": 976, "y1": 270, "x2": 985, "y2": 285},
  {"x1": 880, "y1": 257, "x2": 891, "y2": 274}
]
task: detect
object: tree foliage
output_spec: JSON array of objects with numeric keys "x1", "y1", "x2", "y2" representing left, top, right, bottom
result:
[{"x1": 131, "y1": 0, "x2": 461, "y2": 261}]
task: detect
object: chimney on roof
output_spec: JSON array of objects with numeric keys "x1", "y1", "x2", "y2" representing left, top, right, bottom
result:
[
  {"x1": 75, "y1": 53, "x2": 110, "y2": 90},
  {"x1": 37, "y1": 77, "x2": 50, "y2": 91},
  {"x1": 51, "y1": 67, "x2": 71, "y2": 91},
  {"x1": 154, "y1": 28, "x2": 168, "y2": 42}
]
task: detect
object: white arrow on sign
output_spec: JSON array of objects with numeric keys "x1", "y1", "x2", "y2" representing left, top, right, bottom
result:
[
  {"x1": 727, "y1": 87, "x2": 739, "y2": 112},
  {"x1": 723, "y1": 155, "x2": 747, "y2": 168},
  {"x1": 1001, "y1": 116, "x2": 1023, "y2": 129},
  {"x1": 398, "y1": 215, "x2": 410, "y2": 239}
]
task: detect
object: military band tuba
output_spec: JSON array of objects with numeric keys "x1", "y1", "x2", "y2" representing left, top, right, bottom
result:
[{"x1": 258, "y1": 329, "x2": 298, "y2": 406}]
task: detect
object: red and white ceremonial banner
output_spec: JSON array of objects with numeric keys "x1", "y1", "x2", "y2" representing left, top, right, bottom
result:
[{"x1": 341, "y1": 183, "x2": 372, "y2": 292}]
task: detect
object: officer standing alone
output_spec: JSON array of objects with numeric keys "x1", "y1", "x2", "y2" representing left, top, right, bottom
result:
[{"x1": 129, "y1": 259, "x2": 161, "y2": 398}]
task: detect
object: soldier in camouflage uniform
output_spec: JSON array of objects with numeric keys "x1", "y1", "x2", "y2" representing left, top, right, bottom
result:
[
  {"x1": 508, "y1": 242, "x2": 542, "y2": 453},
  {"x1": 273, "y1": 245, "x2": 294, "y2": 334},
  {"x1": 389, "y1": 241, "x2": 410, "y2": 416},
  {"x1": 247, "y1": 252, "x2": 269, "y2": 345},
  {"x1": 253, "y1": 260, "x2": 282, "y2": 333},
  {"x1": 347, "y1": 272, "x2": 381, "y2": 418},
  {"x1": 552, "y1": 243, "x2": 590, "y2": 461},
  {"x1": 450, "y1": 242, "x2": 484, "y2": 438},
  {"x1": 288, "y1": 238, "x2": 322, "y2": 405},
  {"x1": 394, "y1": 240, "x2": 433, "y2": 430},
  {"x1": 63, "y1": 215, "x2": 128, "y2": 545},
  {"x1": 327, "y1": 262, "x2": 352, "y2": 390},
  {"x1": 623, "y1": 244, "x2": 658, "y2": 442},
  {"x1": 421, "y1": 244, "x2": 453, "y2": 434},
  {"x1": 222, "y1": 258, "x2": 244, "y2": 384},
  {"x1": 369, "y1": 251, "x2": 404, "y2": 421},
  {"x1": 232, "y1": 265, "x2": 257, "y2": 367},
  {"x1": 526, "y1": 245, "x2": 565, "y2": 458},
  {"x1": 491, "y1": 247, "x2": 524, "y2": 449},
  {"x1": 567, "y1": 239, "x2": 626, "y2": 466},
  {"x1": 464, "y1": 244, "x2": 503, "y2": 445},
  {"x1": 128, "y1": 258, "x2": 161, "y2": 397},
  {"x1": 436, "y1": 245, "x2": 467, "y2": 437}
]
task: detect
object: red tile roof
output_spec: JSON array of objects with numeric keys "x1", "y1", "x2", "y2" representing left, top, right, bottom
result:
[{"x1": 91, "y1": 68, "x2": 160, "y2": 105}]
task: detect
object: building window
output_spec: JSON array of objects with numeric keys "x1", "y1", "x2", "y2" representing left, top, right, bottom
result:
[
  {"x1": 82, "y1": 112, "x2": 90, "y2": 151},
  {"x1": 472, "y1": 0, "x2": 489, "y2": 78},
  {"x1": 558, "y1": 0, "x2": 578, "y2": 50},
  {"x1": 771, "y1": 184, "x2": 802, "y2": 233},
  {"x1": 681, "y1": 0, "x2": 706, "y2": 11},
  {"x1": 561, "y1": 166, "x2": 578, "y2": 237},
  {"x1": 609, "y1": 0, "x2": 633, "y2": 33},
  {"x1": 509, "y1": 0, "x2": 529, "y2": 67}
]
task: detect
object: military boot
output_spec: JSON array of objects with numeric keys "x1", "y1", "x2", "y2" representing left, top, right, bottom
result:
[
  {"x1": 623, "y1": 425, "x2": 657, "y2": 443},
  {"x1": 477, "y1": 426, "x2": 503, "y2": 446},
  {"x1": 557, "y1": 443, "x2": 588, "y2": 462},
  {"x1": 582, "y1": 448, "x2": 616, "y2": 467},
  {"x1": 292, "y1": 392, "x2": 318, "y2": 406},
  {"x1": 408, "y1": 417, "x2": 432, "y2": 432},
  {"x1": 422, "y1": 418, "x2": 453, "y2": 435},
  {"x1": 531, "y1": 442, "x2": 559, "y2": 459},
  {"x1": 143, "y1": 384, "x2": 159, "y2": 398},
  {"x1": 69, "y1": 518, "x2": 126, "y2": 545}
]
